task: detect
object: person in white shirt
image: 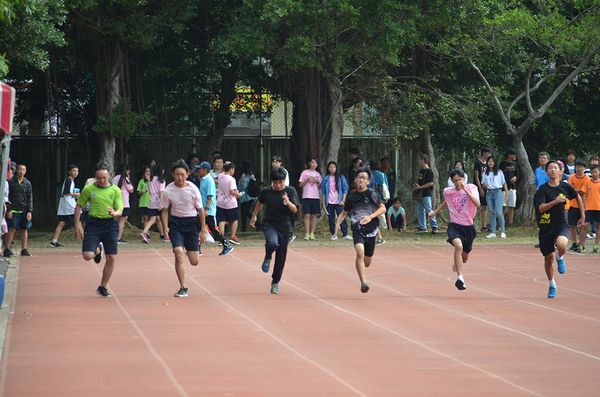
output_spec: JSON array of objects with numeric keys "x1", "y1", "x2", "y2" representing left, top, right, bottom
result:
[{"x1": 481, "y1": 156, "x2": 508, "y2": 239}]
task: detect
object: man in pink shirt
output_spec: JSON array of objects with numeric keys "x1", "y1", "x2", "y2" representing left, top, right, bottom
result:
[
  {"x1": 429, "y1": 168, "x2": 480, "y2": 291},
  {"x1": 216, "y1": 163, "x2": 241, "y2": 245},
  {"x1": 161, "y1": 159, "x2": 207, "y2": 298}
]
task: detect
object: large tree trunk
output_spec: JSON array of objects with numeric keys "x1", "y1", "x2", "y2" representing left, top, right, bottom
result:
[
  {"x1": 512, "y1": 133, "x2": 535, "y2": 225},
  {"x1": 323, "y1": 72, "x2": 344, "y2": 169}
]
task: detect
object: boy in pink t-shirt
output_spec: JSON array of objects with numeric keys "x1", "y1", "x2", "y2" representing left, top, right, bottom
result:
[
  {"x1": 429, "y1": 168, "x2": 480, "y2": 291},
  {"x1": 216, "y1": 163, "x2": 241, "y2": 245},
  {"x1": 299, "y1": 157, "x2": 322, "y2": 240}
]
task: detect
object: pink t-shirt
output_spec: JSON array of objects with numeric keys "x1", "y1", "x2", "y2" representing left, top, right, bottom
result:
[
  {"x1": 443, "y1": 183, "x2": 480, "y2": 226},
  {"x1": 160, "y1": 181, "x2": 203, "y2": 218},
  {"x1": 148, "y1": 176, "x2": 166, "y2": 209},
  {"x1": 299, "y1": 169, "x2": 322, "y2": 199},
  {"x1": 216, "y1": 174, "x2": 238, "y2": 209},
  {"x1": 328, "y1": 175, "x2": 339, "y2": 204},
  {"x1": 112, "y1": 175, "x2": 134, "y2": 208}
]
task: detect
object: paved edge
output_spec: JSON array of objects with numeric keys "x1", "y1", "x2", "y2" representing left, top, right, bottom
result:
[{"x1": 0, "y1": 258, "x2": 18, "y2": 368}]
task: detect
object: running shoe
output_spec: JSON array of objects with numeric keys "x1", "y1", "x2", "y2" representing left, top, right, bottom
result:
[
  {"x1": 163, "y1": 236, "x2": 171, "y2": 243},
  {"x1": 486, "y1": 233, "x2": 497, "y2": 239},
  {"x1": 3, "y1": 249, "x2": 12, "y2": 257},
  {"x1": 587, "y1": 233, "x2": 594, "y2": 240},
  {"x1": 229, "y1": 236, "x2": 240, "y2": 245},
  {"x1": 577, "y1": 244, "x2": 586, "y2": 253},
  {"x1": 500, "y1": 233, "x2": 506, "y2": 239},
  {"x1": 432, "y1": 227, "x2": 439, "y2": 234},
  {"x1": 548, "y1": 285, "x2": 557, "y2": 298},
  {"x1": 50, "y1": 241, "x2": 63, "y2": 248},
  {"x1": 310, "y1": 233, "x2": 315, "y2": 240},
  {"x1": 343, "y1": 235, "x2": 353, "y2": 241},
  {"x1": 94, "y1": 243, "x2": 104, "y2": 264},
  {"x1": 96, "y1": 286, "x2": 111, "y2": 298},
  {"x1": 174, "y1": 287, "x2": 188, "y2": 297},
  {"x1": 20, "y1": 249, "x2": 32, "y2": 257},
  {"x1": 594, "y1": 245, "x2": 599, "y2": 253},
  {"x1": 415, "y1": 228, "x2": 428, "y2": 233},
  {"x1": 455, "y1": 279, "x2": 466, "y2": 290},
  {"x1": 556, "y1": 252, "x2": 566, "y2": 274},
  {"x1": 569, "y1": 242, "x2": 578, "y2": 251},
  {"x1": 330, "y1": 236, "x2": 338, "y2": 241},
  {"x1": 289, "y1": 234, "x2": 296, "y2": 243},
  {"x1": 360, "y1": 282, "x2": 369, "y2": 293},
  {"x1": 304, "y1": 233, "x2": 310, "y2": 241},
  {"x1": 219, "y1": 245, "x2": 234, "y2": 256},
  {"x1": 270, "y1": 283, "x2": 279, "y2": 294},
  {"x1": 375, "y1": 238, "x2": 385, "y2": 246},
  {"x1": 139, "y1": 232, "x2": 150, "y2": 244},
  {"x1": 261, "y1": 257, "x2": 272, "y2": 273},
  {"x1": 117, "y1": 239, "x2": 128, "y2": 244}
]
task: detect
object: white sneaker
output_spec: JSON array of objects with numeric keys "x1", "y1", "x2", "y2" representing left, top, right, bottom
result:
[
  {"x1": 486, "y1": 233, "x2": 497, "y2": 239},
  {"x1": 500, "y1": 233, "x2": 506, "y2": 239},
  {"x1": 587, "y1": 234, "x2": 593, "y2": 240},
  {"x1": 330, "y1": 236, "x2": 338, "y2": 241},
  {"x1": 343, "y1": 235, "x2": 353, "y2": 241}
]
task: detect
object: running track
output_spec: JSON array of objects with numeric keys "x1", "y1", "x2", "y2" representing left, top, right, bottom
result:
[{"x1": 0, "y1": 244, "x2": 599, "y2": 396}]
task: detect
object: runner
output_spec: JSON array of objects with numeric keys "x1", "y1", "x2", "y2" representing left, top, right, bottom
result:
[
  {"x1": 160, "y1": 160, "x2": 207, "y2": 298},
  {"x1": 74, "y1": 162, "x2": 124, "y2": 298}
]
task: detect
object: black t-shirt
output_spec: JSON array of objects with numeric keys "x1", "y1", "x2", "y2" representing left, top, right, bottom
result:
[
  {"x1": 418, "y1": 168, "x2": 434, "y2": 197},
  {"x1": 62, "y1": 178, "x2": 73, "y2": 196},
  {"x1": 258, "y1": 186, "x2": 300, "y2": 238},
  {"x1": 344, "y1": 188, "x2": 382, "y2": 236},
  {"x1": 348, "y1": 168, "x2": 357, "y2": 189},
  {"x1": 534, "y1": 182, "x2": 577, "y2": 229},
  {"x1": 474, "y1": 160, "x2": 487, "y2": 184},
  {"x1": 499, "y1": 160, "x2": 519, "y2": 190}
]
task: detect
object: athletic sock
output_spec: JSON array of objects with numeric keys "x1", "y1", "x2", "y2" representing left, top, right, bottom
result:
[
  {"x1": 457, "y1": 275, "x2": 464, "y2": 282},
  {"x1": 52, "y1": 239, "x2": 58, "y2": 244},
  {"x1": 549, "y1": 279, "x2": 556, "y2": 287},
  {"x1": 557, "y1": 253, "x2": 564, "y2": 260}
]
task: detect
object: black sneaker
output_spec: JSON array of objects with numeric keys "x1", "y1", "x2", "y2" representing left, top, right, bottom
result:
[
  {"x1": 96, "y1": 286, "x2": 111, "y2": 297},
  {"x1": 174, "y1": 287, "x2": 188, "y2": 297},
  {"x1": 568, "y1": 242, "x2": 578, "y2": 251},
  {"x1": 432, "y1": 227, "x2": 439, "y2": 234},
  {"x1": 361, "y1": 282, "x2": 370, "y2": 293},
  {"x1": 94, "y1": 242, "x2": 104, "y2": 264},
  {"x1": 455, "y1": 279, "x2": 466, "y2": 290},
  {"x1": 3, "y1": 249, "x2": 13, "y2": 257},
  {"x1": 50, "y1": 241, "x2": 63, "y2": 248},
  {"x1": 21, "y1": 249, "x2": 32, "y2": 257},
  {"x1": 219, "y1": 245, "x2": 234, "y2": 256},
  {"x1": 117, "y1": 239, "x2": 128, "y2": 244},
  {"x1": 415, "y1": 228, "x2": 428, "y2": 233}
]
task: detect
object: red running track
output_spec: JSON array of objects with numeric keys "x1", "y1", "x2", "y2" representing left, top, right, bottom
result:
[{"x1": 0, "y1": 244, "x2": 599, "y2": 396}]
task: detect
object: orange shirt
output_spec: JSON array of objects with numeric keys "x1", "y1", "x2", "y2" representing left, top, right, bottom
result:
[
  {"x1": 583, "y1": 179, "x2": 600, "y2": 211},
  {"x1": 568, "y1": 174, "x2": 590, "y2": 208}
]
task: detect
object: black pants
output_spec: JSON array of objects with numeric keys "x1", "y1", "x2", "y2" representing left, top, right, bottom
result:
[
  {"x1": 264, "y1": 227, "x2": 289, "y2": 284},
  {"x1": 240, "y1": 201, "x2": 253, "y2": 231},
  {"x1": 205, "y1": 215, "x2": 228, "y2": 246}
]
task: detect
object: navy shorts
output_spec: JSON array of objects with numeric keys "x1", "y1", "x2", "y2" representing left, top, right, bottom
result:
[
  {"x1": 216, "y1": 207, "x2": 239, "y2": 223},
  {"x1": 585, "y1": 210, "x2": 600, "y2": 223},
  {"x1": 138, "y1": 207, "x2": 149, "y2": 216},
  {"x1": 480, "y1": 191, "x2": 487, "y2": 206},
  {"x1": 302, "y1": 198, "x2": 321, "y2": 215},
  {"x1": 168, "y1": 216, "x2": 200, "y2": 252},
  {"x1": 352, "y1": 229, "x2": 376, "y2": 257},
  {"x1": 568, "y1": 207, "x2": 582, "y2": 226},
  {"x1": 538, "y1": 224, "x2": 569, "y2": 257},
  {"x1": 147, "y1": 208, "x2": 161, "y2": 217},
  {"x1": 121, "y1": 207, "x2": 131, "y2": 217},
  {"x1": 58, "y1": 214, "x2": 75, "y2": 223},
  {"x1": 82, "y1": 217, "x2": 119, "y2": 255},
  {"x1": 7, "y1": 212, "x2": 32, "y2": 230},
  {"x1": 446, "y1": 222, "x2": 477, "y2": 253}
]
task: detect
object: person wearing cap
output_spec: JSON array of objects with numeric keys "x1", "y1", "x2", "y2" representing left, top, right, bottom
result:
[
  {"x1": 196, "y1": 161, "x2": 233, "y2": 255},
  {"x1": 499, "y1": 149, "x2": 519, "y2": 226}
]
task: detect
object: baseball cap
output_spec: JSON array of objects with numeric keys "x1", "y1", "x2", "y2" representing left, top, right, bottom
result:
[{"x1": 197, "y1": 161, "x2": 211, "y2": 170}]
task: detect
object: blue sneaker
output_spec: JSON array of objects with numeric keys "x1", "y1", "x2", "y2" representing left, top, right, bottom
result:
[
  {"x1": 556, "y1": 252, "x2": 566, "y2": 274},
  {"x1": 548, "y1": 285, "x2": 557, "y2": 298},
  {"x1": 270, "y1": 283, "x2": 279, "y2": 294},
  {"x1": 261, "y1": 257, "x2": 272, "y2": 273},
  {"x1": 219, "y1": 245, "x2": 233, "y2": 256}
]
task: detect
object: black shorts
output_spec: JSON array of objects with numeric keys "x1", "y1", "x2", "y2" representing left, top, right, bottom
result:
[
  {"x1": 121, "y1": 207, "x2": 131, "y2": 217},
  {"x1": 302, "y1": 198, "x2": 321, "y2": 215},
  {"x1": 168, "y1": 216, "x2": 200, "y2": 252},
  {"x1": 446, "y1": 222, "x2": 477, "y2": 253},
  {"x1": 480, "y1": 192, "x2": 487, "y2": 206},
  {"x1": 585, "y1": 210, "x2": 600, "y2": 223},
  {"x1": 147, "y1": 208, "x2": 161, "y2": 217},
  {"x1": 7, "y1": 212, "x2": 32, "y2": 230},
  {"x1": 138, "y1": 207, "x2": 149, "y2": 216},
  {"x1": 216, "y1": 207, "x2": 239, "y2": 223},
  {"x1": 82, "y1": 217, "x2": 119, "y2": 255},
  {"x1": 538, "y1": 224, "x2": 569, "y2": 257},
  {"x1": 58, "y1": 214, "x2": 75, "y2": 223},
  {"x1": 568, "y1": 207, "x2": 582, "y2": 226},
  {"x1": 352, "y1": 229, "x2": 376, "y2": 257}
]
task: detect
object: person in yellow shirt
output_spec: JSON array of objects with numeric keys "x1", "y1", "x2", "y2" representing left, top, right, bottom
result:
[{"x1": 580, "y1": 164, "x2": 600, "y2": 253}]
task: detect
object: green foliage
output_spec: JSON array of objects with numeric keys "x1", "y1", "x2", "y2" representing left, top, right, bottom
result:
[{"x1": 93, "y1": 99, "x2": 154, "y2": 137}]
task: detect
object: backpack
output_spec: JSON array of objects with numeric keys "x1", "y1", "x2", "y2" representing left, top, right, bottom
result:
[{"x1": 246, "y1": 177, "x2": 261, "y2": 198}]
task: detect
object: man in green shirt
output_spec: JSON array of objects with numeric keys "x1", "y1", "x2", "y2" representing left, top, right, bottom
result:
[{"x1": 74, "y1": 163, "x2": 124, "y2": 298}]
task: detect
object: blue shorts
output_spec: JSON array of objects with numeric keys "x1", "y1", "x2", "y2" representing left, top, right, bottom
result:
[
  {"x1": 58, "y1": 214, "x2": 75, "y2": 223},
  {"x1": 147, "y1": 208, "x2": 161, "y2": 217},
  {"x1": 7, "y1": 212, "x2": 32, "y2": 230},
  {"x1": 121, "y1": 207, "x2": 131, "y2": 217},
  {"x1": 585, "y1": 210, "x2": 600, "y2": 224},
  {"x1": 538, "y1": 224, "x2": 569, "y2": 257},
  {"x1": 138, "y1": 207, "x2": 149, "y2": 216},
  {"x1": 302, "y1": 198, "x2": 321, "y2": 215},
  {"x1": 447, "y1": 223, "x2": 477, "y2": 254},
  {"x1": 169, "y1": 216, "x2": 200, "y2": 252},
  {"x1": 216, "y1": 207, "x2": 239, "y2": 223},
  {"x1": 82, "y1": 217, "x2": 119, "y2": 255}
]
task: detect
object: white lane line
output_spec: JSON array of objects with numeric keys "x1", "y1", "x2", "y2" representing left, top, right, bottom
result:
[
  {"x1": 153, "y1": 249, "x2": 369, "y2": 397},
  {"x1": 291, "y1": 248, "x2": 600, "y2": 363},
  {"x1": 92, "y1": 258, "x2": 190, "y2": 397}
]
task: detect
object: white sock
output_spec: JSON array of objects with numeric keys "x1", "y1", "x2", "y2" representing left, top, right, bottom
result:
[
  {"x1": 457, "y1": 275, "x2": 464, "y2": 282},
  {"x1": 557, "y1": 253, "x2": 564, "y2": 260},
  {"x1": 52, "y1": 239, "x2": 58, "y2": 243},
  {"x1": 549, "y1": 279, "x2": 556, "y2": 287}
]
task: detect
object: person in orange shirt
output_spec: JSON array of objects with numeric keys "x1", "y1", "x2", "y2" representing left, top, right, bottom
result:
[
  {"x1": 580, "y1": 164, "x2": 600, "y2": 253},
  {"x1": 567, "y1": 159, "x2": 589, "y2": 252}
]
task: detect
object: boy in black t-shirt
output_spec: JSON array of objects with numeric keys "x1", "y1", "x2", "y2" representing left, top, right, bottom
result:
[
  {"x1": 534, "y1": 160, "x2": 584, "y2": 299},
  {"x1": 335, "y1": 167, "x2": 386, "y2": 293},
  {"x1": 250, "y1": 167, "x2": 300, "y2": 294},
  {"x1": 474, "y1": 146, "x2": 491, "y2": 231},
  {"x1": 412, "y1": 154, "x2": 438, "y2": 233}
]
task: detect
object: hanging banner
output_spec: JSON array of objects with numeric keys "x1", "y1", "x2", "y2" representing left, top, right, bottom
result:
[{"x1": 0, "y1": 82, "x2": 15, "y2": 134}]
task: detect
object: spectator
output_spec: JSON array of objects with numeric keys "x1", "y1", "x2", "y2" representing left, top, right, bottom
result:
[
  {"x1": 4, "y1": 164, "x2": 33, "y2": 257},
  {"x1": 447, "y1": 160, "x2": 468, "y2": 187},
  {"x1": 216, "y1": 163, "x2": 241, "y2": 245},
  {"x1": 413, "y1": 154, "x2": 438, "y2": 234},
  {"x1": 113, "y1": 164, "x2": 134, "y2": 244},
  {"x1": 499, "y1": 149, "x2": 519, "y2": 226},
  {"x1": 474, "y1": 146, "x2": 491, "y2": 232},
  {"x1": 51, "y1": 164, "x2": 80, "y2": 247},
  {"x1": 387, "y1": 197, "x2": 407, "y2": 232},
  {"x1": 321, "y1": 160, "x2": 350, "y2": 240},
  {"x1": 238, "y1": 160, "x2": 258, "y2": 232},
  {"x1": 534, "y1": 151, "x2": 550, "y2": 192},
  {"x1": 299, "y1": 156, "x2": 322, "y2": 241},
  {"x1": 381, "y1": 156, "x2": 396, "y2": 204}
]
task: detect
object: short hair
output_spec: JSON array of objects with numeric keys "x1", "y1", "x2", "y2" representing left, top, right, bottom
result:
[
  {"x1": 590, "y1": 164, "x2": 600, "y2": 171},
  {"x1": 351, "y1": 157, "x2": 361, "y2": 166},
  {"x1": 349, "y1": 148, "x2": 360, "y2": 156},
  {"x1": 212, "y1": 151, "x2": 222, "y2": 157},
  {"x1": 223, "y1": 163, "x2": 236, "y2": 172},
  {"x1": 271, "y1": 155, "x2": 283, "y2": 163},
  {"x1": 566, "y1": 149, "x2": 576, "y2": 157},
  {"x1": 356, "y1": 166, "x2": 371, "y2": 179},
  {"x1": 575, "y1": 159, "x2": 587, "y2": 167},
  {"x1": 68, "y1": 164, "x2": 79, "y2": 172},
  {"x1": 449, "y1": 168, "x2": 466, "y2": 179},
  {"x1": 172, "y1": 159, "x2": 189, "y2": 173},
  {"x1": 213, "y1": 155, "x2": 224, "y2": 163},
  {"x1": 270, "y1": 166, "x2": 287, "y2": 181},
  {"x1": 481, "y1": 146, "x2": 491, "y2": 155},
  {"x1": 94, "y1": 162, "x2": 110, "y2": 173},
  {"x1": 419, "y1": 154, "x2": 429, "y2": 165},
  {"x1": 546, "y1": 160, "x2": 559, "y2": 170},
  {"x1": 506, "y1": 148, "x2": 516, "y2": 156},
  {"x1": 538, "y1": 151, "x2": 550, "y2": 159},
  {"x1": 369, "y1": 160, "x2": 381, "y2": 171}
]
